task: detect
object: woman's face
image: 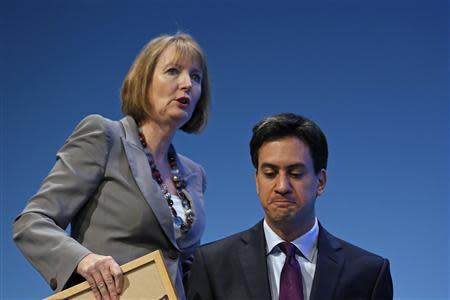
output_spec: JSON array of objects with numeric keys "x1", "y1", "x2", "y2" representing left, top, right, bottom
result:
[{"x1": 147, "y1": 44, "x2": 203, "y2": 128}]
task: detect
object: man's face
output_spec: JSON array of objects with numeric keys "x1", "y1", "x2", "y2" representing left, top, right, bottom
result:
[{"x1": 255, "y1": 136, "x2": 326, "y2": 231}]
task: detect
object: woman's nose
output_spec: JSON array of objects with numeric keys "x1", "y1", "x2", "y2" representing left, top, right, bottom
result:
[{"x1": 179, "y1": 72, "x2": 192, "y2": 90}]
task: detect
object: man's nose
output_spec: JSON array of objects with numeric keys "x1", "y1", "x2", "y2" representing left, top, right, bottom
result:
[{"x1": 275, "y1": 173, "x2": 291, "y2": 195}]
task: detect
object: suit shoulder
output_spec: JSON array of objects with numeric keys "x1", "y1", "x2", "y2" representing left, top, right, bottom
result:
[
  {"x1": 75, "y1": 114, "x2": 116, "y2": 131},
  {"x1": 71, "y1": 114, "x2": 121, "y2": 141},
  {"x1": 320, "y1": 226, "x2": 386, "y2": 258},
  {"x1": 59, "y1": 114, "x2": 122, "y2": 158},
  {"x1": 327, "y1": 232, "x2": 389, "y2": 268},
  {"x1": 199, "y1": 225, "x2": 257, "y2": 253},
  {"x1": 201, "y1": 232, "x2": 242, "y2": 249},
  {"x1": 341, "y1": 238, "x2": 386, "y2": 260}
]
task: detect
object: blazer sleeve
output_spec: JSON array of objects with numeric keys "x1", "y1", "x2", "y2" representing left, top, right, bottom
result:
[
  {"x1": 12, "y1": 114, "x2": 112, "y2": 292},
  {"x1": 371, "y1": 258, "x2": 394, "y2": 300}
]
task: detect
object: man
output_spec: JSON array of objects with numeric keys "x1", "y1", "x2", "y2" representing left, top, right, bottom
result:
[{"x1": 187, "y1": 113, "x2": 393, "y2": 300}]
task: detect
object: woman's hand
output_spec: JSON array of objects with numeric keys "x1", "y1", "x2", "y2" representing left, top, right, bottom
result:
[{"x1": 77, "y1": 253, "x2": 124, "y2": 300}]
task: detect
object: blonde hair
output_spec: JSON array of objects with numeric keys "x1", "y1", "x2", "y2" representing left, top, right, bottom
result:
[{"x1": 121, "y1": 33, "x2": 211, "y2": 133}]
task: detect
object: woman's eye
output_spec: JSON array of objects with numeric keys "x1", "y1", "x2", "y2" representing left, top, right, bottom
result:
[
  {"x1": 190, "y1": 73, "x2": 202, "y2": 83},
  {"x1": 166, "y1": 68, "x2": 179, "y2": 75}
]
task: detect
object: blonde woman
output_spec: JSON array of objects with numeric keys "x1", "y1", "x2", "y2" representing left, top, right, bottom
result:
[{"x1": 13, "y1": 33, "x2": 210, "y2": 300}]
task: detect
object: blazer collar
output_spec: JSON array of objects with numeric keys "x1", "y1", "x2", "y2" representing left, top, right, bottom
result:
[
  {"x1": 119, "y1": 116, "x2": 179, "y2": 250},
  {"x1": 309, "y1": 223, "x2": 344, "y2": 300},
  {"x1": 119, "y1": 115, "x2": 141, "y2": 147},
  {"x1": 238, "y1": 220, "x2": 273, "y2": 300}
]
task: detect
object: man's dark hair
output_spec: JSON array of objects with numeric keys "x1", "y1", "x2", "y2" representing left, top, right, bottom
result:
[{"x1": 250, "y1": 113, "x2": 328, "y2": 174}]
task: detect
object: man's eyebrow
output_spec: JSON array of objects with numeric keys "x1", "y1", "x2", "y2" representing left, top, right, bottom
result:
[
  {"x1": 286, "y1": 163, "x2": 307, "y2": 170},
  {"x1": 259, "y1": 163, "x2": 307, "y2": 169},
  {"x1": 259, "y1": 163, "x2": 279, "y2": 170}
]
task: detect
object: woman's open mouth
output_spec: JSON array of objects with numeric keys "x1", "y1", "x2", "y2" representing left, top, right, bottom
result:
[{"x1": 176, "y1": 97, "x2": 190, "y2": 105}]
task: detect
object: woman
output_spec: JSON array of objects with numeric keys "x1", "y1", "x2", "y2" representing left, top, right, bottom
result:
[{"x1": 13, "y1": 33, "x2": 210, "y2": 300}]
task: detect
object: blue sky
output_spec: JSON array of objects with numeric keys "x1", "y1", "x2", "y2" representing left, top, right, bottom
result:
[{"x1": 2, "y1": 0, "x2": 449, "y2": 299}]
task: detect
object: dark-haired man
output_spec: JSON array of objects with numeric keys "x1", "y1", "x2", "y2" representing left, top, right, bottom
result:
[{"x1": 187, "y1": 113, "x2": 393, "y2": 300}]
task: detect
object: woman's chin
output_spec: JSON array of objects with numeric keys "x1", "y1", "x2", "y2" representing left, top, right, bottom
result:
[{"x1": 170, "y1": 112, "x2": 191, "y2": 128}]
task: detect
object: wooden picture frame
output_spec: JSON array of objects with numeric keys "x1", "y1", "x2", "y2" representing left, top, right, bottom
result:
[{"x1": 45, "y1": 250, "x2": 178, "y2": 300}]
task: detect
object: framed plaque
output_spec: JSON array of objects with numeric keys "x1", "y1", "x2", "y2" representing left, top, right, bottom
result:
[{"x1": 45, "y1": 250, "x2": 177, "y2": 300}]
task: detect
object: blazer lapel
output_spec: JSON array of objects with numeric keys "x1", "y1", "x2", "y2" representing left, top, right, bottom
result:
[
  {"x1": 310, "y1": 224, "x2": 344, "y2": 300},
  {"x1": 238, "y1": 221, "x2": 272, "y2": 300},
  {"x1": 119, "y1": 116, "x2": 179, "y2": 250}
]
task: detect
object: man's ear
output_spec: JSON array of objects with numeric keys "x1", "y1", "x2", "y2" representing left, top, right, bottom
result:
[
  {"x1": 255, "y1": 170, "x2": 259, "y2": 194},
  {"x1": 316, "y1": 169, "x2": 327, "y2": 196}
]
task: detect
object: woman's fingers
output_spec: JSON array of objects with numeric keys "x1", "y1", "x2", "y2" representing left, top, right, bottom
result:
[
  {"x1": 92, "y1": 269, "x2": 111, "y2": 300},
  {"x1": 86, "y1": 275, "x2": 102, "y2": 300},
  {"x1": 111, "y1": 263, "x2": 124, "y2": 294},
  {"x1": 103, "y1": 274, "x2": 117, "y2": 299},
  {"x1": 99, "y1": 260, "x2": 121, "y2": 300},
  {"x1": 77, "y1": 254, "x2": 123, "y2": 300}
]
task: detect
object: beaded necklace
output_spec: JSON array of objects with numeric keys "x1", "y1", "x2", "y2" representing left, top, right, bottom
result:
[{"x1": 138, "y1": 128, "x2": 194, "y2": 234}]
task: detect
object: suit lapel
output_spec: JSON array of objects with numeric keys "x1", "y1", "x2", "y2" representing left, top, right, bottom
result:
[
  {"x1": 238, "y1": 221, "x2": 272, "y2": 300},
  {"x1": 310, "y1": 225, "x2": 344, "y2": 300},
  {"x1": 119, "y1": 116, "x2": 179, "y2": 250}
]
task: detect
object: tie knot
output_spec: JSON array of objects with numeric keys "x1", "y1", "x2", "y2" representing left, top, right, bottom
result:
[{"x1": 278, "y1": 242, "x2": 296, "y2": 258}]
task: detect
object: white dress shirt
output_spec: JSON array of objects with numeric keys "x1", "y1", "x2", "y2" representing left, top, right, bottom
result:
[{"x1": 264, "y1": 218, "x2": 319, "y2": 300}]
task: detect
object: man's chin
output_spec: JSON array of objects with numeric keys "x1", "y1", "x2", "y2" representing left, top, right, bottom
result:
[{"x1": 268, "y1": 212, "x2": 297, "y2": 225}]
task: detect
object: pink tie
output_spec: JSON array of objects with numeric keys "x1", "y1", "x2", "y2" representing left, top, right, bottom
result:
[{"x1": 278, "y1": 242, "x2": 304, "y2": 300}]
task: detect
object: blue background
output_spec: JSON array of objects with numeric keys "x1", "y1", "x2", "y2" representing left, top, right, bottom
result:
[{"x1": 2, "y1": 1, "x2": 448, "y2": 299}]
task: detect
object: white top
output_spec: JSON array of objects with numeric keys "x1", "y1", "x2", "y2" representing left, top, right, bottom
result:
[
  {"x1": 263, "y1": 218, "x2": 319, "y2": 300},
  {"x1": 171, "y1": 194, "x2": 186, "y2": 239}
]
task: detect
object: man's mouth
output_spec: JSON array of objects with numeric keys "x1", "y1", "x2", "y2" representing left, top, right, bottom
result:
[{"x1": 271, "y1": 197, "x2": 295, "y2": 204}]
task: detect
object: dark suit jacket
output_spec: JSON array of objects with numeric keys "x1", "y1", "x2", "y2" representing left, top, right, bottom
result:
[
  {"x1": 187, "y1": 221, "x2": 393, "y2": 300},
  {"x1": 13, "y1": 115, "x2": 206, "y2": 299}
]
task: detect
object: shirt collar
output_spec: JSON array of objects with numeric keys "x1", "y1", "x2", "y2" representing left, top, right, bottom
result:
[{"x1": 263, "y1": 218, "x2": 319, "y2": 262}]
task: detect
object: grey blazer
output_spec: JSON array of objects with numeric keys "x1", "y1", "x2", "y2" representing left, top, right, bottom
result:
[{"x1": 13, "y1": 115, "x2": 206, "y2": 299}]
